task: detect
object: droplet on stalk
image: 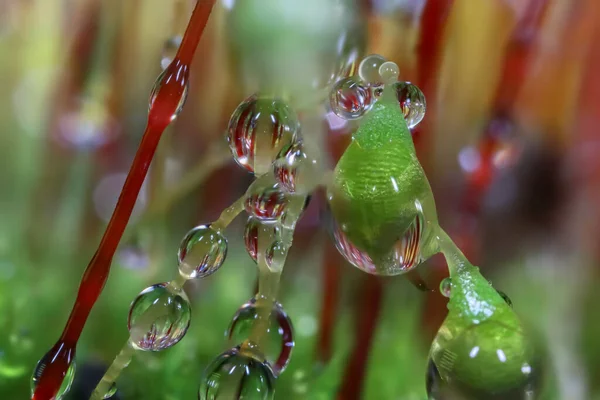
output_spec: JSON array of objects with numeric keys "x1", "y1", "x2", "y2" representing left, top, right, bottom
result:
[
  {"x1": 198, "y1": 347, "x2": 275, "y2": 400},
  {"x1": 31, "y1": 345, "x2": 76, "y2": 400},
  {"x1": 177, "y1": 224, "x2": 228, "y2": 279},
  {"x1": 244, "y1": 217, "x2": 280, "y2": 263},
  {"x1": 273, "y1": 141, "x2": 321, "y2": 195},
  {"x1": 226, "y1": 298, "x2": 294, "y2": 375},
  {"x1": 358, "y1": 54, "x2": 386, "y2": 85},
  {"x1": 128, "y1": 283, "x2": 191, "y2": 351},
  {"x1": 329, "y1": 77, "x2": 373, "y2": 120},
  {"x1": 392, "y1": 81, "x2": 426, "y2": 129},
  {"x1": 245, "y1": 179, "x2": 289, "y2": 223}
]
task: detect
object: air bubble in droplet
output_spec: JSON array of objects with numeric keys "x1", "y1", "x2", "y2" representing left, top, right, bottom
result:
[
  {"x1": 31, "y1": 347, "x2": 76, "y2": 400},
  {"x1": 103, "y1": 382, "x2": 117, "y2": 399},
  {"x1": 227, "y1": 298, "x2": 294, "y2": 376},
  {"x1": 198, "y1": 347, "x2": 275, "y2": 400},
  {"x1": 378, "y1": 61, "x2": 399, "y2": 83},
  {"x1": 392, "y1": 81, "x2": 426, "y2": 129},
  {"x1": 358, "y1": 54, "x2": 386, "y2": 84},
  {"x1": 440, "y1": 277, "x2": 452, "y2": 298},
  {"x1": 160, "y1": 35, "x2": 182, "y2": 70},
  {"x1": 227, "y1": 95, "x2": 299, "y2": 175},
  {"x1": 245, "y1": 179, "x2": 288, "y2": 223},
  {"x1": 329, "y1": 77, "x2": 373, "y2": 120},
  {"x1": 177, "y1": 224, "x2": 228, "y2": 279},
  {"x1": 244, "y1": 217, "x2": 280, "y2": 263},
  {"x1": 273, "y1": 142, "x2": 321, "y2": 195},
  {"x1": 128, "y1": 283, "x2": 191, "y2": 351}
]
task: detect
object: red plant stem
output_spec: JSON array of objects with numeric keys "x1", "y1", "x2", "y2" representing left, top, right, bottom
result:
[
  {"x1": 315, "y1": 242, "x2": 341, "y2": 364},
  {"x1": 33, "y1": 2, "x2": 215, "y2": 399},
  {"x1": 337, "y1": 275, "x2": 383, "y2": 400}
]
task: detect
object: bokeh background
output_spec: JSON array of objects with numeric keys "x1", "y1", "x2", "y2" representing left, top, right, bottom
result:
[{"x1": 1, "y1": 0, "x2": 600, "y2": 398}]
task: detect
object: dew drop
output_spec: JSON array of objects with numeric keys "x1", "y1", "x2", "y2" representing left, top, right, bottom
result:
[
  {"x1": 245, "y1": 179, "x2": 288, "y2": 223},
  {"x1": 392, "y1": 81, "x2": 426, "y2": 129},
  {"x1": 148, "y1": 60, "x2": 189, "y2": 122},
  {"x1": 177, "y1": 224, "x2": 228, "y2": 279},
  {"x1": 244, "y1": 217, "x2": 280, "y2": 263},
  {"x1": 160, "y1": 35, "x2": 182, "y2": 70},
  {"x1": 273, "y1": 141, "x2": 321, "y2": 195},
  {"x1": 440, "y1": 277, "x2": 452, "y2": 298},
  {"x1": 358, "y1": 54, "x2": 386, "y2": 84},
  {"x1": 227, "y1": 95, "x2": 299, "y2": 175},
  {"x1": 198, "y1": 347, "x2": 275, "y2": 400},
  {"x1": 226, "y1": 298, "x2": 294, "y2": 376},
  {"x1": 329, "y1": 77, "x2": 373, "y2": 120},
  {"x1": 378, "y1": 61, "x2": 400, "y2": 84},
  {"x1": 31, "y1": 346, "x2": 76, "y2": 400},
  {"x1": 128, "y1": 283, "x2": 191, "y2": 351}
]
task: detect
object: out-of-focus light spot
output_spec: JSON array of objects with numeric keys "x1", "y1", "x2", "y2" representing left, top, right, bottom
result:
[
  {"x1": 93, "y1": 173, "x2": 148, "y2": 222},
  {"x1": 458, "y1": 146, "x2": 481, "y2": 173}
]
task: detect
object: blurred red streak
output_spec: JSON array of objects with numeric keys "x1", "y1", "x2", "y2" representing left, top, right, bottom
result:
[
  {"x1": 315, "y1": 242, "x2": 342, "y2": 364},
  {"x1": 337, "y1": 275, "x2": 383, "y2": 400}
]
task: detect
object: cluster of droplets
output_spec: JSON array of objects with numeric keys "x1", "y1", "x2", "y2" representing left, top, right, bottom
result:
[{"x1": 329, "y1": 54, "x2": 426, "y2": 129}]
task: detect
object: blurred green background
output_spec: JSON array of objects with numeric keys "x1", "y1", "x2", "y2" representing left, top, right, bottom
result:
[{"x1": 1, "y1": 0, "x2": 600, "y2": 399}]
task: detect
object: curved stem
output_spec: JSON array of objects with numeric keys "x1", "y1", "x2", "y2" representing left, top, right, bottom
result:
[{"x1": 90, "y1": 343, "x2": 134, "y2": 400}]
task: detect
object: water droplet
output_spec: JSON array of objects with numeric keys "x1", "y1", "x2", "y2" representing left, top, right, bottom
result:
[
  {"x1": 329, "y1": 206, "x2": 426, "y2": 276},
  {"x1": 226, "y1": 298, "x2": 294, "y2": 375},
  {"x1": 177, "y1": 225, "x2": 228, "y2": 279},
  {"x1": 273, "y1": 142, "x2": 321, "y2": 195},
  {"x1": 430, "y1": 320, "x2": 541, "y2": 399},
  {"x1": 149, "y1": 59, "x2": 189, "y2": 122},
  {"x1": 245, "y1": 179, "x2": 288, "y2": 223},
  {"x1": 103, "y1": 382, "x2": 117, "y2": 399},
  {"x1": 378, "y1": 61, "x2": 399, "y2": 83},
  {"x1": 31, "y1": 345, "x2": 76, "y2": 400},
  {"x1": 392, "y1": 81, "x2": 426, "y2": 129},
  {"x1": 440, "y1": 277, "x2": 452, "y2": 298},
  {"x1": 244, "y1": 218, "x2": 280, "y2": 263},
  {"x1": 161, "y1": 35, "x2": 182, "y2": 70},
  {"x1": 227, "y1": 95, "x2": 299, "y2": 175},
  {"x1": 358, "y1": 54, "x2": 386, "y2": 84},
  {"x1": 128, "y1": 283, "x2": 191, "y2": 351},
  {"x1": 198, "y1": 347, "x2": 275, "y2": 400},
  {"x1": 266, "y1": 241, "x2": 287, "y2": 271},
  {"x1": 329, "y1": 77, "x2": 374, "y2": 120}
]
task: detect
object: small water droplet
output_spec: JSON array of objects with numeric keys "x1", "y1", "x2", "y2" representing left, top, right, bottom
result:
[
  {"x1": 31, "y1": 344, "x2": 76, "y2": 400},
  {"x1": 227, "y1": 95, "x2": 299, "y2": 175},
  {"x1": 160, "y1": 35, "x2": 182, "y2": 70},
  {"x1": 244, "y1": 218, "x2": 280, "y2": 263},
  {"x1": 392, "y1": 81, "x2": 426, "y2": 129},
  {"x1": 226, "y1": 298, "x2": 294, "y2": 375},
  {"x1": 440, "y1": 277, "x2": 452, "y2": 298},
  {"x1": 273, "y1": 142, "x2": 321, "y2": 195},
  {"x1": 128, "y1": 283, "x2": 191, "y2": 351},
  {"x1": 245, "y1": 179, "x2": 288, "y2": 223},
  {"x1": 378, "y1": 61, "x2": 399, "y2": 83},
  {"x1": 358, "y1": 54, "x2": 386, "y2": 84},
  {"x1": 198, "y1": 347, "x2": 275, "y2": 400},
  {"x1": 177, "y1": 225, "x2": 228, "y2": 279},
  {"x1": 266, "y1": 241, "x2": 287, "y2": 271},
  {"x1": 329, "y1": 77, "x2": 373, "y2": 120}
]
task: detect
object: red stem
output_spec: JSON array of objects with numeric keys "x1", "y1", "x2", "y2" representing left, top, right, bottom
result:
[
  {"x1": 315, "y1": 242, "x2": 341, "y2": 364},
  {"x1": 33, "y1": 2, "x2": 216, "y2": 399}
]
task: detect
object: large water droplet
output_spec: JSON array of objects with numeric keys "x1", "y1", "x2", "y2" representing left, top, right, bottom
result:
[
  {"x1": 31, "y1": 345, "x2": 76, "y2": 400},
  {"x1": 177, "y1": 224, "x2": 228, "y2": 279},
  {"x1": 227, "y1": 95, "x2": 299, "y2": 175},
  {"x1": 329, "y1": 77, "x2": 373, "y2": 120},
  {"x1": 226, "y1": 298, "x2": 294, "y2": 376},
  {"x1": 244, "y1": 217, "x2": 280, "y2": 263},
  {"x1": 273, "y1": 141, "x2": 321, "y2": 195},
  {"x1": 358, "y1": 54, "x2": 386, "y2": 85},
  {"x1": 149, "y1": 59, "x2": 189, "y2": 123},
  {"x1": 245, "y1": 179, "x2": 288, "y2": 223},
  {"x1": 198, "y1": 347, "x2": 275, "y2": 400},
  {"x1": 378, "y1": 61, "x2": 400, "y2": 84},
  {"x1": 430, "y1": 320, "x2": 541, "y2": 399},
  {"x1": 392, "y1": 81, "x2": 426, "y2": 129},
  {"x1": 128, "y1": 283, "x2": 191, "y2": 351},
  {"x1": 161, "y1": 35, "x2": 182, "y2": 70}
]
